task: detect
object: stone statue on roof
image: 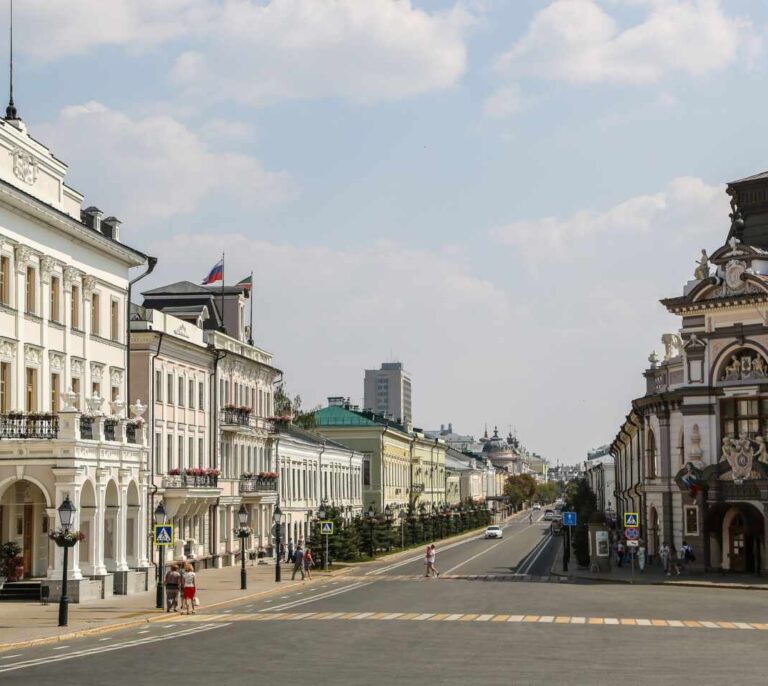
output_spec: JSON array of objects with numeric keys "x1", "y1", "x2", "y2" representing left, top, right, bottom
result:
[{"x1": 694, "y1": 250, "x2": 709, "y2": 280}]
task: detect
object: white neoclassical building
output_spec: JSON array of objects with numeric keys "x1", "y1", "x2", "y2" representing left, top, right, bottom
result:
[
  {"x1": 0, "y1": 107, "x2": 151, "y2": 600},
  {"x1": 274, "y1": 423, "x2": 363, "y2": 544}
]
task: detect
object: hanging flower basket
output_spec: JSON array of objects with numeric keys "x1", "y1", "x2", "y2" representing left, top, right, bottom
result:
[
  {"x1": 233, "y1": 526, "x2": 253, "y2": 537},
  {"x1": 49, "y1": 529, "x2": 86, "y2": 548}
]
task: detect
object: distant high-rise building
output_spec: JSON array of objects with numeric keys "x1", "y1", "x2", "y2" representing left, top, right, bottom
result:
[{"x1": 364, "y1": 362, "x2": 412, "y2": 425}]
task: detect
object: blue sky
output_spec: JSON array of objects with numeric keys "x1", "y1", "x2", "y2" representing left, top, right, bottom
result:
[{"x1": 10, "y1": 0, "x2": 768, "y2": 462}]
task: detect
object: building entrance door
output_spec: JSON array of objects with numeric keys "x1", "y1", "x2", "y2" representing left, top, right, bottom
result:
[
  {"x1": 22, "y1": 504, "x2": 33, "y2": 577},
  {"x1": 728, "y1": 514, "x2": 746, "y2": 572}
]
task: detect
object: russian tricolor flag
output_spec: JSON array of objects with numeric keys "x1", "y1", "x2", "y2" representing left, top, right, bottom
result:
[{"x1": 202, "y1": 258, "x2": 223, "y2": 285}]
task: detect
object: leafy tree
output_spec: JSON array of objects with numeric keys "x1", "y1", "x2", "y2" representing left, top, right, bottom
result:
[
  {"x1": 273, "y1": 382, "x2": 319, "y2": 429},
  {"x1": 564, "y1": 478, "x2": 597, "y2": 567},
  {"x1": 535, "y1": 482, "x2": 560, "y2": 504}
]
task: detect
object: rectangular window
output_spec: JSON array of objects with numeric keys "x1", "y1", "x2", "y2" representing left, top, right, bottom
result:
[
  {"x1": 25, "y1": 367, "x2": 37, "y2": 412},
  {"x1": 198, "y1": 381, "x2": 204, "y2": 410},
  {"x1": 155, "y1": 370, "x2": 163, "y2": 402},
  {"x1": 111, "y1": 386, "x2": 119, "y2": 402},
  {"x1": 50, "y1": 373, "x2": 60, "y2": 413},
  {"x1": 189, "y1": 379, "x2": 195, "y2": 409},
  {"x1": 167, "y1": 373, "x2": 174, "y2": 404},
  {"x1": 92, "y1": 381, "x2": 100, "y2": 399},
  {"x1": 25, "y1": 266, "x2": 35, "y2": 314},
  {"x1": 50, "y1": 276, "x2": 60, "y2": 322},
  {"x1": 684, "y1": 505, "x2": 699, "y2": 536},
  {"x1": 721, "y1": 397, "x2": 765, "y2": 439},
  {"x1": 0, "y1": 361, "x2": 9, "y2": 413},
  {"x1": 110, "y1": 299, "x2": 119, "y2": 341},
  {"x1": 189, "y1": 437, "x2": 194, "y2": 467},
  {"x1": 167, "y1": 434, "x2": 174, "y2": 470},
  {"x1": 198, "y1": 438, "x2": 204, "y2": 468},
  {"x1": 178, "y1": 377, "x2": 185, "y2": 407},
  {"x1": 71, "y1": 285, "x2": 80, "y2": 329},
  {"x1": 363, "y1": 457, "x2": 371, "y2": 486},
  {"x1": 0, "y1": 255, "x2": 9, "y2": 305},
  {"x1": 178, "y1": 435, "x2": 184, "y2": 470},
  {"x1": 91, "y1": 292, "x2": 100, "y2": 335},
  {"x1": 71, "y1": 377, "x2": 81, "y2": 410},
  {"x1": 154, "y1": 433, "x2": 162, "y2": 474}
]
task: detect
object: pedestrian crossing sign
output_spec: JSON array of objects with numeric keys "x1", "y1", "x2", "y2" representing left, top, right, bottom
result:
[
  {"x1": 624, "y1": 513, "x2": 639, "y2": 528},
  {"x1": 320, "y1": 521, "x2": 334, "y2": 535},
  {"x1": 154, "y1": 524, "x2": 174, "y2": 546}
]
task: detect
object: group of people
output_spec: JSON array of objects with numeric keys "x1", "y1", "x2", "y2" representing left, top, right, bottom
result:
[
  {"x1": 164, "y1": 563, "x2": 198, "y2": 614},
  {"x1": 282, "y1": 539, "x2": 315, "y2": 580},
  {"x1": 659, "y1": 541, "x2": 695, "y2": 576}
]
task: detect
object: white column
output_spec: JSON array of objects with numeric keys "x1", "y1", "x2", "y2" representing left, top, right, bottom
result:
[
  {"x1": 93, "y1": 478, "x2": 107, "y2": 576},
  {"x1": 49, "y1": 484, "x2": 83, "y2": 581}
]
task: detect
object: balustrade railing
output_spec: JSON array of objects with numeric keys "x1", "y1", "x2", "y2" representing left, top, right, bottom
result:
[
  {"x1": 0, "y1": 414, "x2": 59, "y2": 439},
  {"x1": 79, "y1": 416, "x2": 94, "y2": 440},
  {"x1": 126, "y1": 423, "x2": 138, "y2": 444},
  {"x1": 162, "y1": 474, "x2": 220, "y2": 489},
  {"x1": 104, "y1": 419, "x2": 117, "y2": 441},
  {"x1": 222, "y1": 409, "x2": 251, "y2": 426}
]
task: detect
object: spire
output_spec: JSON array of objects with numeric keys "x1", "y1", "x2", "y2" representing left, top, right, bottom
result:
[{"x1": 4, "y1": 0, "x2": 17, "y2": 122}]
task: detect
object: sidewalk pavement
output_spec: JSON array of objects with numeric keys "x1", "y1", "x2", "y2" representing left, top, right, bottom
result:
[
  {"x1": 0, "y1": 561, "x2": 345, "y2": 652},
  {"x1": 549, "y1": 538, "x2": 768, "y2": 590}
]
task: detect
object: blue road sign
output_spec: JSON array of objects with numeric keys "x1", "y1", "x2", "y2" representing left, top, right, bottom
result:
[
  {"x1": 562, "y1": 511, "x2": 577, "y2": 527},
  {"x1": 320, "y1": 521, "x2": 334, "y2": 535},
  {"x1": 624, "y1": 527, "x2": 640, "y2": 541},
  {"x1": 154, "y1": 524, "x2": 174, "y2": 546},
  {"x1": 624, "y1": 512, "x2": 639, "y2": 527}
]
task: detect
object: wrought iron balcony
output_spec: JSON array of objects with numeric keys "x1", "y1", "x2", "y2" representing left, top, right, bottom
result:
[
  {"x1": 0, "y1": 413, "x2": 59, "y2": 440},
  {"x1": 239, "y1": 477, "x2": 278, "y2": 494},
  {"x1": 222, "y1": 409, "x2": 251, "y2": 426},
  {"x1": 162, "y1": 473, "x2": 220, "y2": 489}
]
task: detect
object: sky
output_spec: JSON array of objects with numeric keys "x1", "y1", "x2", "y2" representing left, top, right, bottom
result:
[{"x1": 9, "y1": 0, "x2": 768, "y2": 463}]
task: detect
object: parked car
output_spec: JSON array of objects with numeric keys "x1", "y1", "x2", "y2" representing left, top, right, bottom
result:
[
  {"x1": 543, "y1": 510, "x2": 555, "y2": 521},
  {"x1": 484, "y1": 525, "x2": 503, "y2": 539}
]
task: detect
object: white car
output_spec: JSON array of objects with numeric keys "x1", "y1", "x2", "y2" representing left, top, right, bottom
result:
[
  {"x1": 484, "y1": 525, "x2": 503, "y2": 539},
  {"x1": 532, "y1": 504, "x2": 541, "y2": 511}
]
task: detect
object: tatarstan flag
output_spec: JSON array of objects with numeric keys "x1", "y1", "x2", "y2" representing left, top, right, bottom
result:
[{"x1": 236, "y1": 274, "x2": 252, "y2": 291}]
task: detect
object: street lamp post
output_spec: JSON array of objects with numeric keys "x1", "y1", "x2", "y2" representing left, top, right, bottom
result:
[
  {"x1": 318, "y1": 503, "x2": 327, "y2": 570},
  {"x1": 367, "y1": 505, "x2": 375, "y2": 558},
  {"x1": 398, "y1": 509, "x2": 406, "y2": 550},
  {"x1": 56, "y1": 496, "x2": 76, "y2": 627},
  {"x1": 384, "y1": 505, "x2": 392, "y2": 551},
  {"x1": 154, "y1": 501, "x2": 167, "y2": 610},
  {"x1": 273, "y1": 501, "x2": 282, "y2": 582},
  {"x1": 237, "y1": 504, "x2": 249, "y2": 590}
]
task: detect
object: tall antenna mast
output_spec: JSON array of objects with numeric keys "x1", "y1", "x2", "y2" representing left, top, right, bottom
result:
[{"x1": 5, "y1": 0, "x2": 16, "y2": 121}]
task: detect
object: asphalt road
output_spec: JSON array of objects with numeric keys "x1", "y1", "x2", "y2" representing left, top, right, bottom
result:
[{"x1": 2, "y1": 513, "x2": 767, "y2": 686}]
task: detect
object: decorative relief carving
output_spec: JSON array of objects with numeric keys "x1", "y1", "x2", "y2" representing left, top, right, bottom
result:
[
  {"x1": 71, "y1": 358, "x2": 84, "y2": 377},
  {"x1": 110, "y1": 368, "x2": 123, "y2": 386},
  {"x1": 662, "y1": 333, "x2": 683, "y2": 361},
  {"x1": 49, "y1": 352, "x2": 64, "y2": 372},
  {"x1": 173, "y1": 324, "x2": 188, "y2": 339},
  {"x1": 24, "y1": 346, "x2": 41, "y2": 367},
  {"x1": 14, "y1": 245, "x2": 31, "y2": 274},
  {"x1": 63, "y1": 266, "x2": 78, "y2": 292},
  {"x1": 724, "y1": 259, "x2": 747, "y2": 293},
  {"x1": 720, "y1": 350, "x2": 768, "y2": 381},
  {"x1": 0, "y1": 338, "x2": 16, "y2": 361},
  {"x1": 40, "y1": 255, "x2": 55, "y2": 284},
  {"x1": 82, "y1": 276, "x2": 96, "y2": 301},
  {"x1": 90, "y1": 363, "x2": 104, "y2": 382},
  {"x1": 720, "y1": 434, "x2": 768, "y2": 483},
  {"x1": 11, "y1": 148, "x2": 38, "y2": 185}
]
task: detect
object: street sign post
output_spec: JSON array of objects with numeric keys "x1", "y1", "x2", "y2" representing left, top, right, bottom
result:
[
  {"x1": 624, "y1": 512, "x2": 639, "y2": 527},
  {"x1": 626, "y1": 540, "x2": 639, "y2": 548},
  {"x1": 320, "y1": 521, "x2": 334, "y2": 535},
  {"x1": 154, "y1": 524, "x2": 174, "y2": 546},
  {"x1": 624, "y1": 527, "x2": 640, "y2": 540},
  {"x1": 562, "y1": 512, "x2": 577, "y2": 527}
]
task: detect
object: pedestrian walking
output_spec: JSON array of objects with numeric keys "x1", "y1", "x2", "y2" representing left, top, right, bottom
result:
[
  {"x1": 181, "y1": 563, "x2": 197, "y2": 615},
  {"x1": 278, "y1": 542, "x2": 285, "y2": 563},
  {"x1": 303, "y1": 547, "x2": 314, "y2": 580},
  {"x1": 424, "y1": 546, "x2": 433, "y2": 577},
  {"x1": 429, "y1": 544, "x2": 440, "y2": 578},
  {"x1": 164, "y1": 564, "x2": 182, "y2": 613},
  {"x1": 670, "y1": 544, "x2": 682, "y2": 576},
  {"x1": 637, "y1": 542, "x2": 646, "y2": 572},
  {"x1": 681, "y1": 540, "x2": 695, "y2": 569},
  {"x1": 528, "y1": 512, "x2": 533, "y2": 524},
  {"x1": 660, "y1": 542, "x2": 670, "y2": 575},
  {"x1": 287, "y1": 538, "x2": 295, "y2": 563},
  {"x1": 291, "y1": 544, "x2": 305, "y2": 580},
  {"x1": 616, "y1": 540, "x2": 625, "y2": 567}
]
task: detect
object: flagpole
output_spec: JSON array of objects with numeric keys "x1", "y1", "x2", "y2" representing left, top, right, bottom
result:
[
  {"x1": 248, "y1": 270, "x2": 254, "y2": 345},
  {"x1": 220, "y1": 252, "x2": 225, "y2": 334}
]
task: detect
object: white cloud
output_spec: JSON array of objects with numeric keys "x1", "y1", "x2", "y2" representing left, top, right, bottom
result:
[
  {"x1": 495, "y1": 0, "x2": 758, "y2": 85},
  {"x1": 36, "y1": 102, "x2": 293, "y2": 224},
  {"x1": 19, "y1": 0, "x2": 471, "y2": 106},
  {"x1": 482, "y1": 84, "x2": 533, "y2": 118}
]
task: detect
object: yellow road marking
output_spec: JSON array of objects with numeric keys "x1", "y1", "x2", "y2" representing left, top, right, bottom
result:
[
  {"x1": 492, "y1": 615, "x2": 511, "y2": 622},
  {"x1": 588, "y1": 618, "x2": 603, "y2": 625},
  {"x1": 620, "y1": 619, "x2": 636, "y2": 626},
  {"x1": 718, "y1": 622, "x2": 736, "y2": 629},
  {"x1": 429, "y1": 613, "x2": 451, "y2": 621},
  {"x1": 555, "y1": 616, "x2": 571, "y2": 624},
  {"x1": 459, "y1": 614, "x2": 479, "y2": 622},
  {"x1": 522, "y1": 615, "x2": 539, "y2": 623},
  {"x1": 651, "y1": 620, "x2": 668, "y2": 627}
]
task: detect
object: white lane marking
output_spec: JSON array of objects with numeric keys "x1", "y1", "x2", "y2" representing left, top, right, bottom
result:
[
  {"x1": 476, "y1": 615, "x2": 493, "y2": 622},
  {"x1": 412, "y1": 613, "x2": 434, "y2": 621},
  {"x1": 98, "y1": 638, "x2": 112, "y2": 642},
  {"x1": 445, "y1": 614, "x2": 463, "y2": 621},
  {"x1": 0, "y1": 655, "x2": 22, "y2": 660},
  {"x1": 261, "y1": 582, "x2": 372, "y2": 613},
  {"x1": 137, "y1": 630, "x2": 150, "y2": 635},
  {"x1": 0, "y1": 624, "x2": 225, "y2": 674},
  {"x1": 51, "y1": 646, "x2": 70, "y2": 650},
  {"x1": 516, "y1": 534, "x2": 553, "y2": 576},
  {"x1": 245, "y1": 605, "x2": 254, "y2": 609},
  {"x1": 636, "y1": 619, "x2": 652, "y2": 627}
]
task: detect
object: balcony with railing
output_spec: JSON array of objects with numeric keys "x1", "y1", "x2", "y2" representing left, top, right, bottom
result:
[
  {"x1": 162, "y1": 472, "x2": 221, "y2": 489},
  {"x1": 0, "y1": 413, "x2": 59, "y2": 440},
  {"x1": 239, "y1": 474, "x2": 278, "y2": 498},
  {"x1": 220, "y1": 408, "x2": 273, "y2": 434}
]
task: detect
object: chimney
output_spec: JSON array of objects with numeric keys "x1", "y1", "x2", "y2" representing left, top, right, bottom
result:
[
  {"x1": 102, "y1": 216, "x2": 122, "y2": 241},
  {"x1": 81, "y1": 206, "x2": 103, "y2": 233}
]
